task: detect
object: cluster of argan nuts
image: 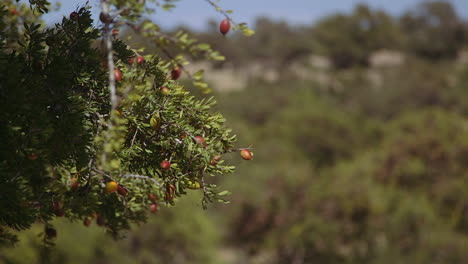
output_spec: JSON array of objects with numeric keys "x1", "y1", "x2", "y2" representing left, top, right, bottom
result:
[
  {"x1": 104, "y1": 17, "x2": 231, "y2": 87},
  {"x1": 82, "y1": 213, "x2": 106, "y2": 228},
  {"x1": 149, "y1": 193, "x2": 158, "y2": 213},
  {"x1": 112, "y1": 55, "x2": 146, "y2": 83}
]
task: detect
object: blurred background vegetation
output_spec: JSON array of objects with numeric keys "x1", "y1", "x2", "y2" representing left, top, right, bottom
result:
[{"x1": 2, "y1": 1, "x2": 468, "y2": 263}]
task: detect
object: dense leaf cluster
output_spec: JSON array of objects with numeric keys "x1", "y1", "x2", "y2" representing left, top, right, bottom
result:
[{"x1": 0, "y1": 1, "x2": 243, "y2": 245}]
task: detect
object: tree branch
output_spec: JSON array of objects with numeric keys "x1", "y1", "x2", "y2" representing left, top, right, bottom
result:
[
  {"x1": 122, "y1": 174, "x2": 163, "y2": 187},
  {"x1": 101, "y1": 0, "x2": 118, "y2": 111},
  {"x1": 203, "y1": 0, "x2": 239, "y2": 27}
]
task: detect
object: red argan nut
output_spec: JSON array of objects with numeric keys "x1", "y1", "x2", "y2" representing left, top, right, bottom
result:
[
  {"x1": 171, "y1": 67, "x2": 182, "y2": 80},
  {"x1": 220, "y1": 19, "x2": 231, "y2": 35},
  {"x1": 150, "y1": 203, "x2": 158, "y2": 213},
  {"x1": 114, "y1": 68, "x2": 122, "y2": 82},
  {"x1": 240, "y1": 149, "x2": 253, "y2": 160},
  {"x1": 160, "y1": 160, "x2": 171, "y2": 170},
  {"x1": 112, "y1": 29, "x2": 120, "y2": 36},
  {"x1": 149, "y1": 193, "x2": 157, "y2": 202},
  {"x1": 194, "y1": 136, "x2": 207, "y2": 147},
  {"x1": 136, "y1": 56, "x2": 145, "y2": 64},
  {"x1": 69, "y1": 11, "x2": 79, "y2": 20},
  {"x1": 117, "y1": 184, "x2": 128, "y2": 197},
  {"x1": 99, "y1": 12, "x2": 112, "y2": 23},
  {"x1": 165, "y1": 184, "x2": 175, "y2": 201},
  {"x1": 210, "y1": 155, "x2": 221, "y2": 165}
]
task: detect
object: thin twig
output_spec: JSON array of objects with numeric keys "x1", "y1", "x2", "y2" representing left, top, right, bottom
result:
[
  {"x1": 92, "y1": 168, "x2": 115, "y2": 181},
  {"x1": 123, "y1": 174, "x2": 163, "y2": 187},
  {"x1": 203, "y1": 0, "x2": 239, "y2": 27},
  {"x1": 157, "y1": 44, "x2": 194, "y2": 81},
  {"x1": 223, "y1": 147, "x2": 254, "y2": 154},
  {"x1": 130, "y1": 128, "x2": 139, "y2": 147},
  {"x1": 100, "y1": 0, "x2": 116, "y2": 165},
  {"x1": 101, "y1": 0, "x2": 118, "y2": 111}
]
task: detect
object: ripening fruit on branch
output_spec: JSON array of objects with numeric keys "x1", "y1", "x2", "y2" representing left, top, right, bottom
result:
[
  {"x1": 210, "y1": 155, "x2": 222, "y2": 166},
  {"x1": 136, "y1": 56, "x2": 145, "y2": 64},
  {"x1": 148, "y1": 193, "x2": 157, "y2": 202},
  {"x1": 160, "y1": 86, "x2": 170, "y2": 96},
  {"x1": 10, "y1": 8, "x2": 19, "y2": 16},
  {"x1": 27, "y1": 153, "x2": 38, "y2": 160},
  {"x1": 165, "y1": 184, "x2": 176, "y2": 201},
  {"x1": 187, "y1": 180, "x2": 201, "y2": 190},
  {"x1": 150, "y1": 203, "x2": 158, "y2": 213},
  {"x1": 117, "y1": 184, "x2": 128, "y2": 196},
  {"x1": 194, "y1": 136, "x2": 207, "y2": 146},
  {"x1": 83, "y1": 218, "x2": 92, "y2": 227},
  {"x1": 69, "y1": 11, "x2": 78, "y2": 20},
  {"x1": 112, "y1": 29, "x2": 119, "y2": 36},
  {"x1": 45, "y1": 227, "x2": 57, "y2": 239},
  {"x1": 114, "y1": 68, "x2": 122, "y2": 82},
  {"x1": 104, "y1": 181, "x2": 118, "y2": 193},
  {"x1": 99, "y1": 12, "x2": 112, "y2": 23},
  {"x1": 128, "y1": 57, "x2": 135, "y2": 64},
  {"x1": 160, "y1": 160, "x2": 171, "y2": 170},
  {"x1": 171, "y1": 67, "x2": 182, "y2": 80},
  {"x1": 240, "y1": 149, "x2": 253, "y2": 160},
  {"x1": 150, "y1": 114, "x2": 161, "y2": 131},
  {"x1": 220, "y1": 19, "x2": 231, "y2": 36},
  {"x1": 70, "y1": 177, "x2": 80, "y2": 190}
]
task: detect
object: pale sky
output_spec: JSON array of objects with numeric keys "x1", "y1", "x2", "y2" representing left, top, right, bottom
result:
[{"x1": 41, "y1": 0, "x2": 468, "y2": 30}]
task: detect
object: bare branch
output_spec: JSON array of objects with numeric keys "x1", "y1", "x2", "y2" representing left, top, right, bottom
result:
[
  {"x1": 203, "y1": 0, "x2": 239, "y2": 27},
  {"x1": 130, "y1": 128, "x2": 139, "y2": 147},
  {"x1": 123, "y1": 174, "x2": 163, "y2": 187},
  {"x1": 92, "y1": 168, "x2": 116, "y2": 181},
  {"x1": 101, "y1": 0, "x2": 118, "y2": 111}
]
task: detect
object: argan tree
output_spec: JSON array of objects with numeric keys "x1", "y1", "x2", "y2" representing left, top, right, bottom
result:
[{"x1": 0, "y1": 0, "x2": 254, "y2": 246}]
